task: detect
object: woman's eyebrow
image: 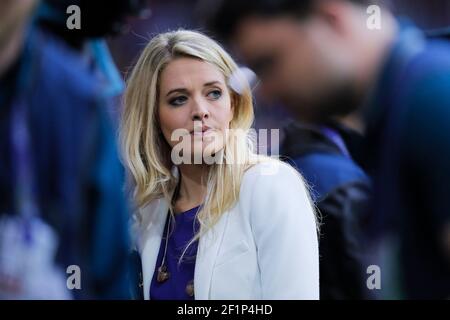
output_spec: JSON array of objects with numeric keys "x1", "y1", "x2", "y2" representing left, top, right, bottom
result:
[
  {"x1": 165, "y1": 88, "x2": 188, "y2": 97},
  {"x1": 203, "y1": 81, "x2": 222, "y2": 87},
  {"x1": 165, "y1": 81, "x2": 223, "y2": 97}
]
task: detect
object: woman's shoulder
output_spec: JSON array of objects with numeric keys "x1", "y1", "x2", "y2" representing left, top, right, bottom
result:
[
  {"x1": 242, "y1": 156, "x2": 304, "y2": 186},
  {"x1": 132, "y1": 197, "x2": 166, "y2": 230},
  {"x1": 238, "y1": 157, "x2": 317, "y2": 230},
  {"x1": 238, "y1": 156, "x2": 309, "y2": 207}
]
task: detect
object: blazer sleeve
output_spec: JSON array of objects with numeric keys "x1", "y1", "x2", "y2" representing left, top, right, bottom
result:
[{"x1": 246, "y1": 161, "x2": 320, "y2": 299}]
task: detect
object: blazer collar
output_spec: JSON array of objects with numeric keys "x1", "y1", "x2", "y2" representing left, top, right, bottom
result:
[
  {"x1": 141, "y1": 198, "x2": 169, "y2": 300},
  {"x1": 194, "y1": 209, "x2": 230, "y2": 299}
]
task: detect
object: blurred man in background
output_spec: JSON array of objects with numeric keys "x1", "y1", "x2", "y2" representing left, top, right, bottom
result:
[
  {"x1": 204, "y1": 0, "x2": 450, "y2": 299},
  {"x1": 0, "y1": 0, "x2": 146, "y2": 299},
  {"x1": 201, "y1": 0, "x2": 374, "y2": 299},
  {"x1": 279, "y1": 119, "x2": 373, "y2": 299}
]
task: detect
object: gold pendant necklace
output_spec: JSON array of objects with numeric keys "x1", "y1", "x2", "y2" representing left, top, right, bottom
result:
[
  {"x1": 157, "y1": 265, "x2": 170, "y2": 283},
  {"x1": 156, "y1": 199, "x2": 197, "y2": 297},
  {"x1": 156, "y1": 212, "x2": 172, "y2": 283}
]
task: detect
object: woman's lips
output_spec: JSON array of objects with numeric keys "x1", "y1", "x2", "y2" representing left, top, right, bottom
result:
[
  {"x1": 190, "y1": 126, "x2": 213, "y2": 136},
  {"x1": 191, "y1": 129, "x2": 213, "y2": 137}
]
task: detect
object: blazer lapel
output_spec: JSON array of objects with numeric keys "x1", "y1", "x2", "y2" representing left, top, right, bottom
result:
[
  {"x1": 140, "y1": 198, "x2": 169, "y2": 300},
  {"x1": 194, "y1": 210, "x2": 231, "y2": 299}
]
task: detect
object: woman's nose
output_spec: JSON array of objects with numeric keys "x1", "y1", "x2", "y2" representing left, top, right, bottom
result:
[{"x1": 191, "y1": 99, "x2": 210, "y2": 121}]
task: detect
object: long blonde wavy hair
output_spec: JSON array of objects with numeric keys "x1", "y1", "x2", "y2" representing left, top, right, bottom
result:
[{"x1": 119, "y1": 29, "x2": 279, "y2": 246}]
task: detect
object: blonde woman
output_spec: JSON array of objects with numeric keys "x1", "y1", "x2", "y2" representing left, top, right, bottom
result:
[{"x1": 120, "y1": 30, "x2": 319, "y2": 300}]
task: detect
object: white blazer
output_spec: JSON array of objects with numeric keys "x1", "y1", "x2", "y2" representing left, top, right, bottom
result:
[{"x1": 133, "y1": 161, "x2": 319, "y2": 300}]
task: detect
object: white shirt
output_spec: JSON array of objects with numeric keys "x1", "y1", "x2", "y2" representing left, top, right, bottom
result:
[{"x1": 134, "y1": 160, "x2": 320, "y2": 300}]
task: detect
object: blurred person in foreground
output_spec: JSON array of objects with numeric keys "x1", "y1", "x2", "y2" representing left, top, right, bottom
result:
[
  {"x1": 36, "y1": 0, "x2": 152, "y2": 123},
  {"x1": 0, "y1": 0, "x2": 132, "y2": 299},
  {"x1": 204, "y1": 0, "x2": 450, "y2": 299}
]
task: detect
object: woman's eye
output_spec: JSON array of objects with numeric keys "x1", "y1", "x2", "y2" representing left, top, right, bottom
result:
[
  {"x1": 207, "y1": 90, "x2": 222, "y2": 100},
  {"x1": 169, "y1": 96, "x2": 187, "y2": 106}
]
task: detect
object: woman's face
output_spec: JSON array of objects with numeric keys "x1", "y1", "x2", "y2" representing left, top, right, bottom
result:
[{"x1": 158, "y1": 57, "x2": 234, "y2": 163}]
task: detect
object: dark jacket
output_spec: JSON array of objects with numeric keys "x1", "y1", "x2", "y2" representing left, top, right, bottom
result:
[
  {"x1": 282, "y1": 122, "x2": 374, "y2": 299},
  {"x1": 362, "y1": 22, "x2": 450, "y2": 299}
]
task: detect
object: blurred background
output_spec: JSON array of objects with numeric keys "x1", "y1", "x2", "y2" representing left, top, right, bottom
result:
[{"x1": 107, "y1": 0, "x2": 450, "y2": 137}]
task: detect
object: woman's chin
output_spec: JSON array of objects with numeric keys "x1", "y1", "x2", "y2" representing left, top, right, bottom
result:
[{"x1": 188, "y1": 147, "x2": 223, "y2": 164}]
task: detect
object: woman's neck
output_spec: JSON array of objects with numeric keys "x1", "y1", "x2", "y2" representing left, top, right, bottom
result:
[{"x1": 174, "y1": 164, "x2": 208, "y2": 213}]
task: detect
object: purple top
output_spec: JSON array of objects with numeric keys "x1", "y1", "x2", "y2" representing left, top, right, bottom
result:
[{"x1": 150, "y1": 206, "x2": 200, "y2": 300}]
